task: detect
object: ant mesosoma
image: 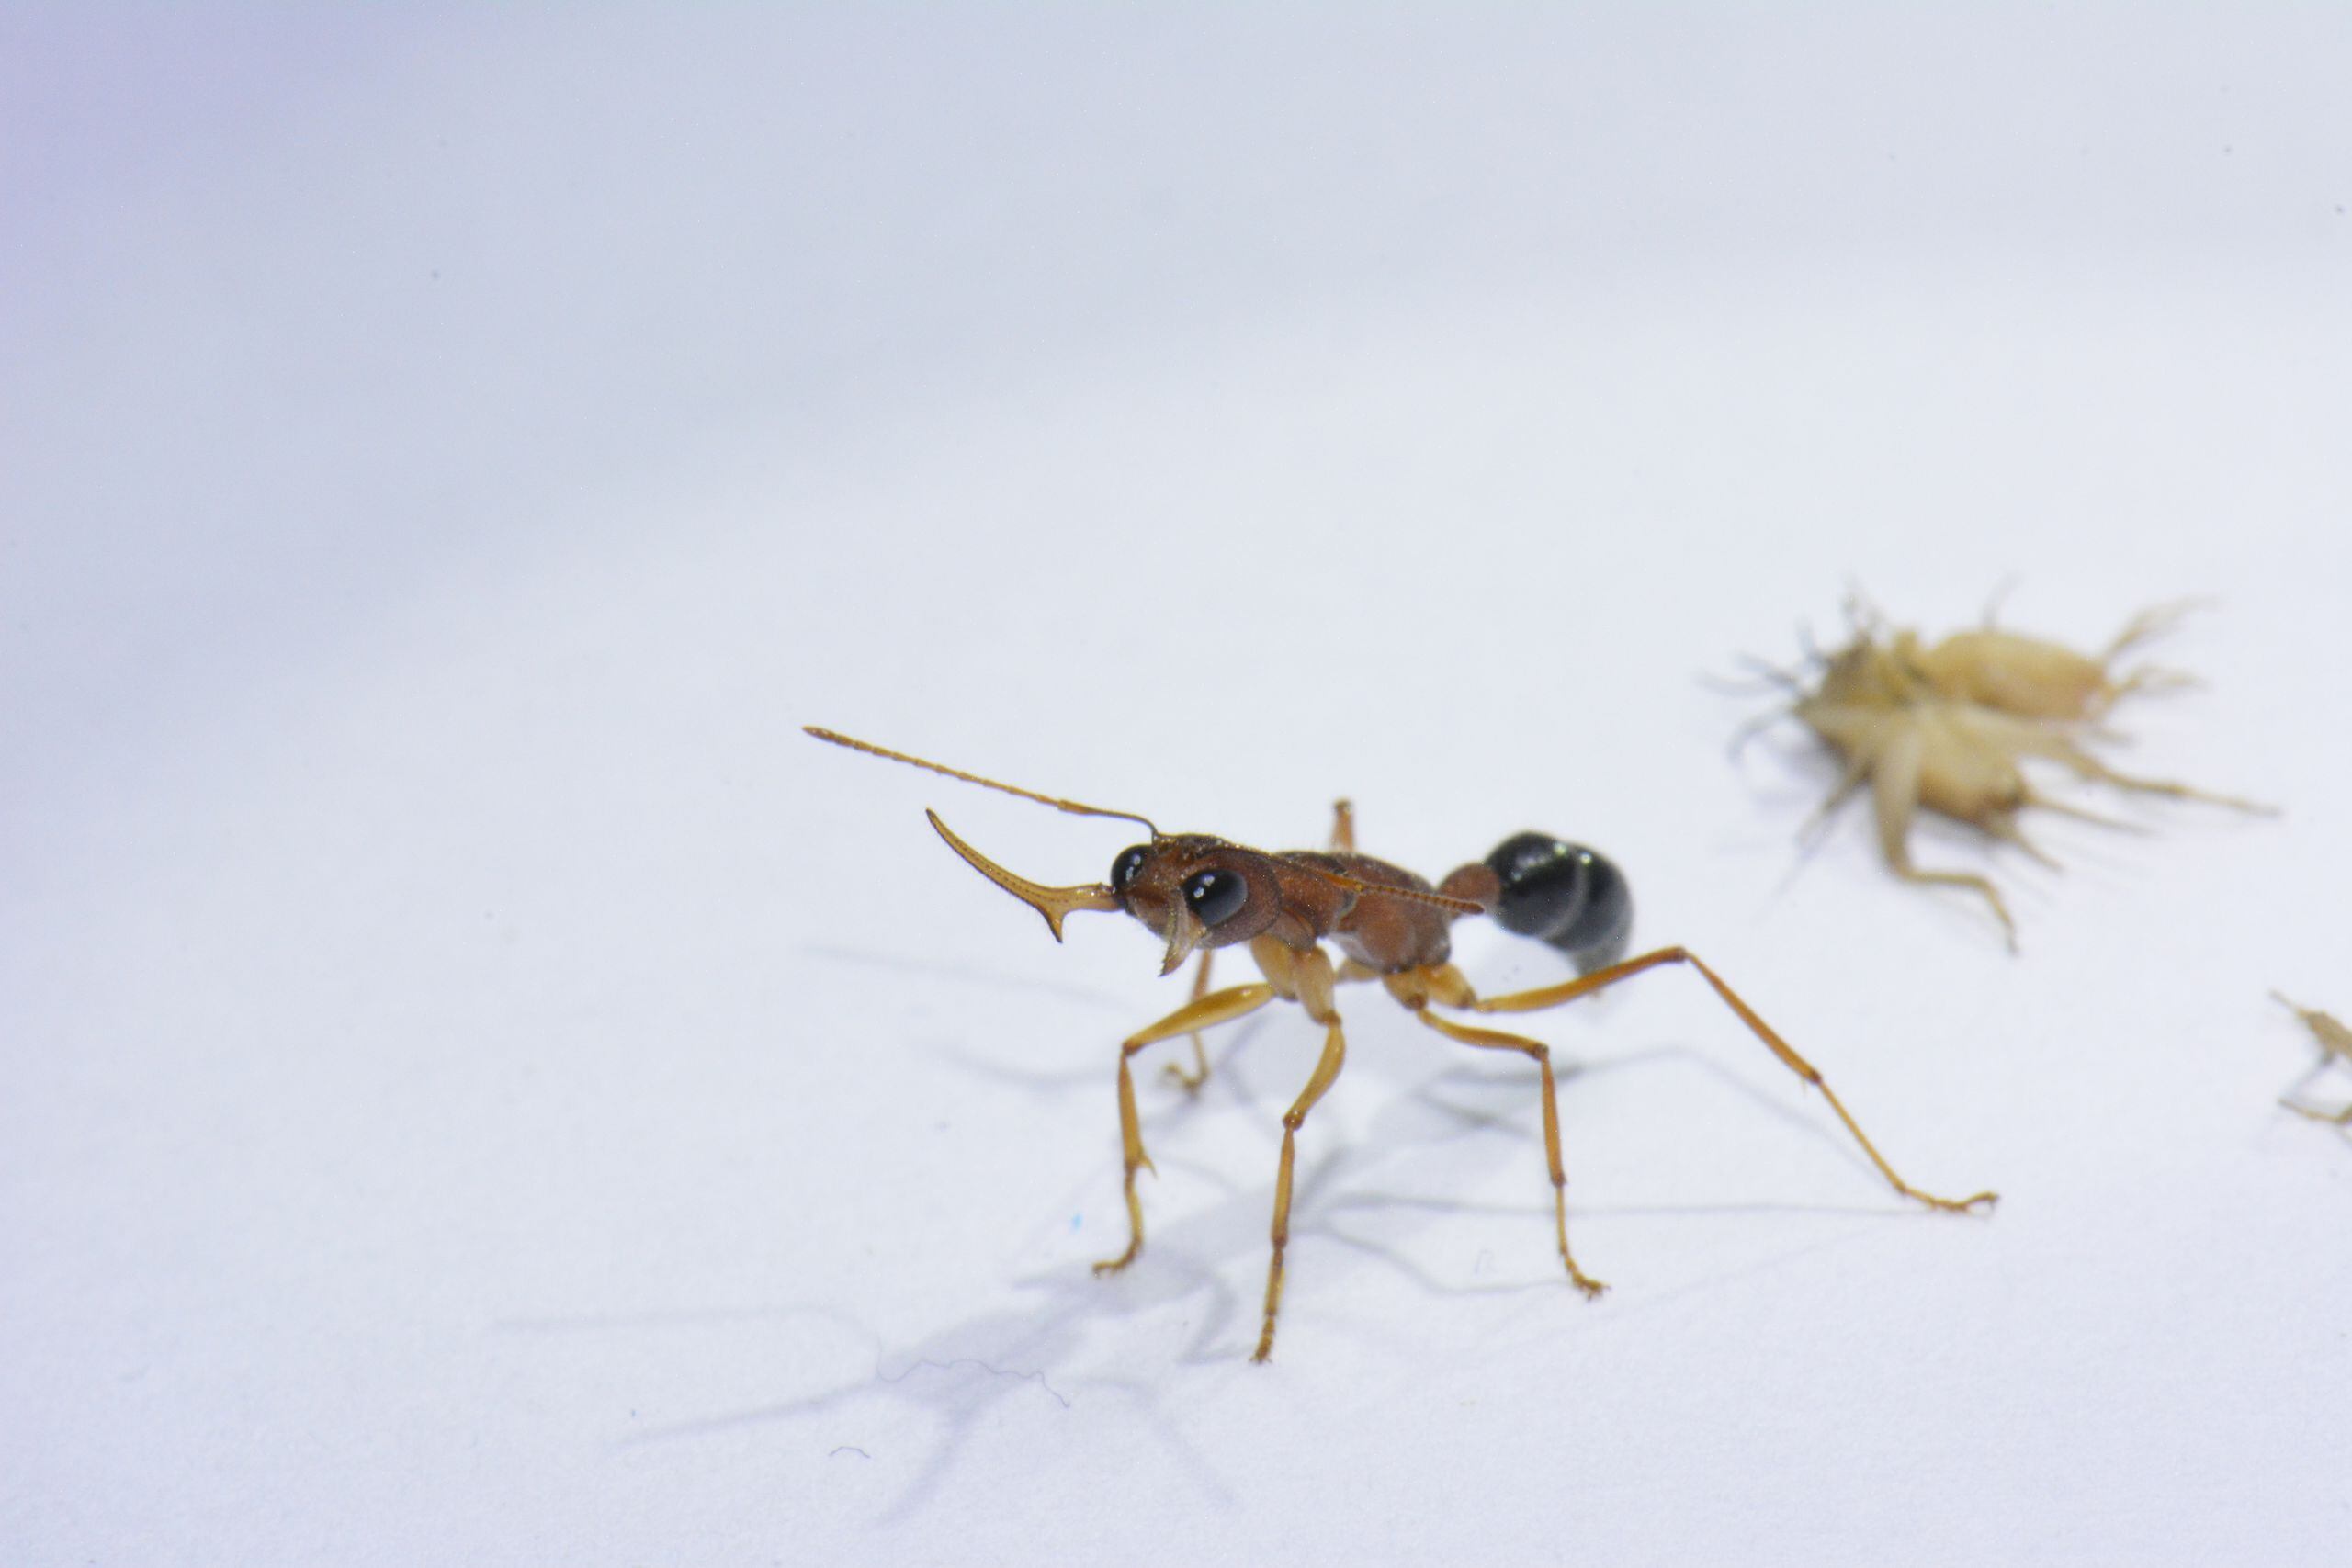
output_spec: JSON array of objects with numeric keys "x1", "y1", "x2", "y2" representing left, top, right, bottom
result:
[{"x1": 807, "y1": 727, "x2": 1995, "y2": 1361}]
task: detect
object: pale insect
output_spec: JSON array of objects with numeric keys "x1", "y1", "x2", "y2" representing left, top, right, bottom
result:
[
  {"x1": 808, "y1": 727, "x2": 1994, "y2": 1362},
  {"x1": 1743, "y1": 598, "x2": 2272, "y2": 948},
  {"x1": 2272, "y1": 992, "x2": 2352, "y2": 1126},
  {"x1": 1897, "y1": 599, "x2": 2204, "y2": 723}
]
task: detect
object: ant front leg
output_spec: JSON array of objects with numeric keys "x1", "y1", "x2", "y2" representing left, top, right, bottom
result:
[
  {"x1": 1251, "y1": 942, "x2": 1350, "y2": 1363},
  {"x1": 1095, "y1": 978, "x2": 1276, "y2": 1277},
  {"x1": 1461, "y1": 948, "x2": 1997, "y2": 1213},
  {"x1": 1161, "y1": 951, "x2": 1216, "y2": 1093},
  {"x1": 1164, "y1": 804, "x2": 1350, "y2": 1136}
]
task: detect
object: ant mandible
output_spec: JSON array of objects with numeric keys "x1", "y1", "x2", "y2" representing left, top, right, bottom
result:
[{"x1": 807, "y1": 727, "x2": 1996, "y2": 1362}]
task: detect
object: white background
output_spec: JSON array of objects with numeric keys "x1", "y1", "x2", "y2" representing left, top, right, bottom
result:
[{"x1": 6, "y1": 7, "x2": 2349, "y2": 1564}]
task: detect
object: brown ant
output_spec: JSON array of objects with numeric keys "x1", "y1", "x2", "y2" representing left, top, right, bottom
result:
[{"x1": 807, "y1": 727, "x2": 1996, "y2": 1362}]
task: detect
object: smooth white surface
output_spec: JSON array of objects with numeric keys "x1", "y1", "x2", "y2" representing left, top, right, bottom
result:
[{"x1": 6, "y1": 8, "x2": 2349, "y2": 1565}]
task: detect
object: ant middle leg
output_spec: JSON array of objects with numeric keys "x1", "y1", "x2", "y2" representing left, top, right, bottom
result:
[
  {"x1": 1095, "y1": 979, "x2": 1276, "y2": 1277},
  {"x1": 1386, "y1": 969, "x2": 1607, "y2": 1297},
  {"x1": 1252, "y1": 946, "x2": 1349, "y2": 1363},
  {"x1": 1453, "y1": 949, "x2": 1997, "y2": 1213}
]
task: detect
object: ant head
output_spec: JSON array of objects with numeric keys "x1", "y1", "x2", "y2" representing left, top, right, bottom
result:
[
  {"x1": 809, "y1": 727, "x2": 1483, "y2": 978},
  {"x1": 925, "y1": 813, "x2": 1281, "y2": 976},
  {"x1": 1106, "y1": 836, "x2": 1287, "y2": 974}
]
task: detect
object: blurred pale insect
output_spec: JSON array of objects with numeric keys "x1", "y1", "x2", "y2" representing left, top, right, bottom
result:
[
  {"x1": 2272, "y1": 992, "x2": 2352, "y2": 1127},
  {"x1": 1742, "y1": 598, "x2": 2271, "y2": 948},
  {"x1": 1896, "y1": 599, "x2": 2201, "y2": 722},
  {"x1": 808, "y1": 726, "x2": 1994, "y2": 1362}
]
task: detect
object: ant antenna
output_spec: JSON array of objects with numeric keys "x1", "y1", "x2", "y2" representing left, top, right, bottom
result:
[
  {"x1": 805, "y1": 727, "x2": 1162, "y2": 837},
  {"x1": 811, "y1": 728, "x2": 1482, "y2": 917}
]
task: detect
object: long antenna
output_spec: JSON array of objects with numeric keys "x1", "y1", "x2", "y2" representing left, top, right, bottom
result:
[{"x1": 804, "y1": 727, "x2": 1161, "y2": 837}]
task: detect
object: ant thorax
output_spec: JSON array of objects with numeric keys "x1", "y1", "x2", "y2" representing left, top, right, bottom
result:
[{"x1": 1109, "y1": 835, "x2": 1453, "y2": 976}]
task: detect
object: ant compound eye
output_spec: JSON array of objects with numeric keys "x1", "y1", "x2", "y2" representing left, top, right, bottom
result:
[
  {"x1": 1182, "y1": 868, "x2": 1250, "y2": 926},
  {"x1": 1110, "y1": 845, "x2": 1150, "y2": 892}
]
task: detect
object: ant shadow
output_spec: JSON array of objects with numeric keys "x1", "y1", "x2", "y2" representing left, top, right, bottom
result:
[
  {"x1": 575, "y1": 968, "x2": 1973, "y2": 1522},
  {"x1": 496, "y1": 1292, "x2": 1230, "y2": 1521},
  {"x1": 609, "y1": 1286, "x2": 1241, "y2": 1522}
]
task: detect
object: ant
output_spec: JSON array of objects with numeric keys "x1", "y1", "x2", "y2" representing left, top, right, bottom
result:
[{"x1": 807, "y1": 727, "x2": 1996, "y2": 1362}]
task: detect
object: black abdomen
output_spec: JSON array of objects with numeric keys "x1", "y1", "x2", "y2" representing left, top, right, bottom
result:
[{"x1": 1484, "y1": 832, "x2": 1634, "y2": 975}]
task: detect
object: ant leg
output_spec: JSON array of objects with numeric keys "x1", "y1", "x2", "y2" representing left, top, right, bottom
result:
[
  {"x1": 1329, "y1": 798, "x2": 1356, "y2": 852},
  {"x1": 2279, "y1": 1098, "x2": 2352, "y2": 1126},
  {"x1": 1161, "y1": 951, "x2": 1216, "y2": 1093},
  {"x1": 1253, "y1": 948, "x2": 1349, "y2": 1363},
  {"x1": 1460, "y1": 948, "x2": 1997, "y2": 1213},
  {"x1": 1393, "y1": 984, "x2": 1607, "y2": 1297},
  {"x1": 1094, "y1": 980, "x2": 1277, "y2": 1277}
]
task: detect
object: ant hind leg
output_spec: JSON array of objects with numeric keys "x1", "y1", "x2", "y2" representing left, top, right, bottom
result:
[{"x1": 1451, "y1": 948, "x2": 1997, "y2": 1213}]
